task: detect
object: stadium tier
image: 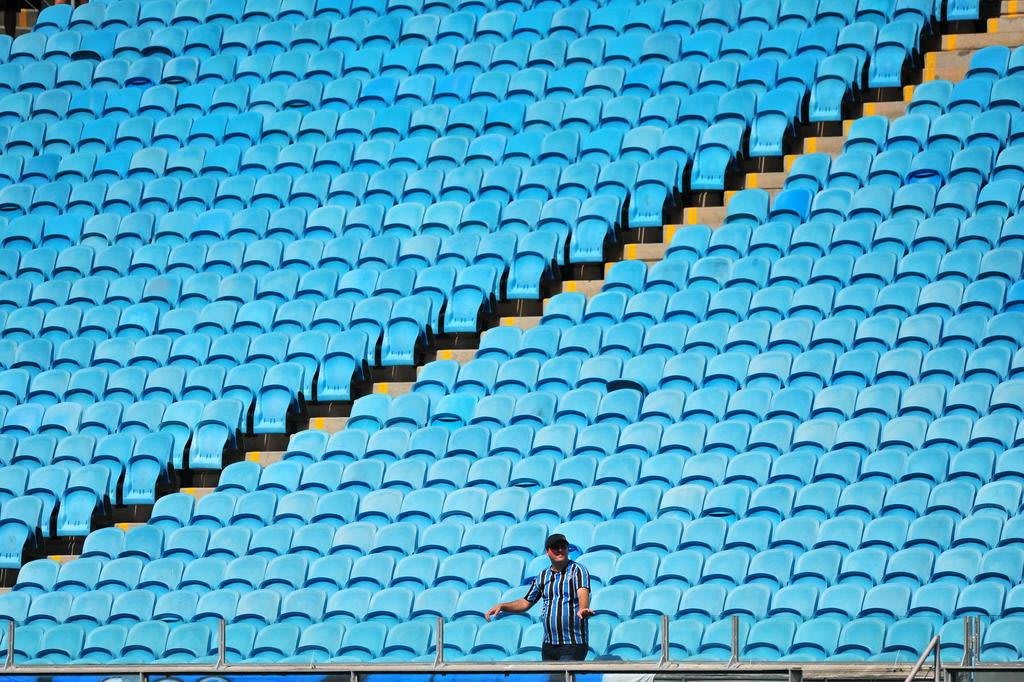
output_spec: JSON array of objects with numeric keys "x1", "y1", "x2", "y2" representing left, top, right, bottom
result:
[{"x1": 0, "y1": 0, "x2": 1022, "y2": 668}]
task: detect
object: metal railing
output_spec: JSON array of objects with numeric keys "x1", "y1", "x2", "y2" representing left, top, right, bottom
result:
[
  {"x1": 961, "y1": 616, "x2": 982, "y2": 668},
  {"x1": 0, "y1": 615, "x2": 996, "y2": 679},
  {"x1": 903, "y1": 635, "x2": 941, "y2": 682}
]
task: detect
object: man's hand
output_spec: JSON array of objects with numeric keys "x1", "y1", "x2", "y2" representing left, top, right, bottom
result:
[
  {"x1": 485, "y1": 604, "x2": 503, "y2": 621},
  {"x1": 577, "y1": 608, "x2": 595, "y2": 619}
]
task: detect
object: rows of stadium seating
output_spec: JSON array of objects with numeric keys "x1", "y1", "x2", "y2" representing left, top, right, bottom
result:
[
  {"x1": 1, "y1": 0, "x2": 1022, "y2": 666},
  {"x1": 0, "y1": 0, "x2": 958, "y2": 484},
  {"x1": 0, "y1": 0, "x2": 969, "y2": 229},
  {"x1": 0, "y1": 577, "x2": 1021, "y2": 662},
  {"x1": 3, "y1": 484, "x2": 1024, "y2": 662},
  {"x1": 11, "y1": 0, "x2": 948, "y2": 75}
]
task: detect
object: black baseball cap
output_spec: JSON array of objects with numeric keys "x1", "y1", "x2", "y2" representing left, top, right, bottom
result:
[{"x1": 545, "y1": 533, "x2": 569, "y2": 550}]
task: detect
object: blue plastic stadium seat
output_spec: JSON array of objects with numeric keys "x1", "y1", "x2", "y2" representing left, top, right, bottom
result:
[{"x1": 690, "y1": 123, "x2": 743, "y2": 191}]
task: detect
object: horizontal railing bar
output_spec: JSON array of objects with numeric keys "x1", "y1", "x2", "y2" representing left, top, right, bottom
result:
[
  {"x1": 942, "y1": 665, "x2": 1024, "y2": 671},
  {"x1": 0, "y1": 661, "x2": 965, "y2": 676}
]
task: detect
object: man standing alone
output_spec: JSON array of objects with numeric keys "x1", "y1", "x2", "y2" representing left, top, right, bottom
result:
[{"x1": 485, "y1": 533, "x2": 594, "y2": 661}]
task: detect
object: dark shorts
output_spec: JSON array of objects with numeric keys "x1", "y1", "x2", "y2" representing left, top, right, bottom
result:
[{"x1": 541, "y1": 643, "x2": 588, "y2": 661}]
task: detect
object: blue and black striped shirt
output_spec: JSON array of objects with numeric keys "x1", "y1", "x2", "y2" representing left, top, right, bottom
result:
[{"x1": 524, "y1": 560, "x2": 592, "y2": 646}]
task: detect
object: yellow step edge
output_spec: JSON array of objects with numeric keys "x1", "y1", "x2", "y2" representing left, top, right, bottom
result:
[
  {"x1": 244, "y1": 452, "x2": 262, "y2": 462},
  {"x1": 784, "y1": 155, "x2": 798, "y2": 171},
  {"x1": 1010, "y1": 0, "x2": 1020, "y2": 14},
  {"x1": 663, "y1": 225, "x2": 679, "y2": 243},
  {"x1": 987, "y1": 18, "x2": 999, "y2": 32},
  {"x1": 47, "y1": 555, "x2": 74, "y2": 563},
  {"x1": 500, "y1": 317, "x2": 518, "y2": 326},
  {"x1": 310, "y1": 417, "x2": 327, "y2": 430},
  {"x1": 745, "y1": 173, "x2": 760, "y2": 189},
  {"x1": 682, "y1": 207, "x2": 701, "y2": 224},
  {"x1": 623, "y1": 243, "x2": 640, "y2": 259},
  {"x1": 374, "y1": 383, "x2": 390, "y2": 394},
  {"x1": 903, "y1": 85, "x2": 915, "y2": 102},
  {"x1": 436, "y1": 349, "x2": 454, "y2": 360},
  {"x1": 923, "y1": 52, "x2": 938, "y2": 81},
  {"x1": 562, "y1": 281, "x2": 578, "y2": 292},
  {"x1": 804, "y1": 138, "x2": 818, "y2": 153},
  {"x1": 863, "y1": 102, "x2": 878, "y2": 116},
  {"x1": 181, "y1": 487, "x2": 199, "y2": 495},
  {"x1": 941, "y1": 34, "x2": 959, "y2": 50}
]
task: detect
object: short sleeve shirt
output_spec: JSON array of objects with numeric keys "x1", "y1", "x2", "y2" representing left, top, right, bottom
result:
[{"x1": 524, "y1": 560, "x2": 591, "y2": 645}]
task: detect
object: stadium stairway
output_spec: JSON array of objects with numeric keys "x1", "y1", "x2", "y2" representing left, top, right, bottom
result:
[{"x1": 9, "y1": 0, "x2": 1019, "y2": 580}]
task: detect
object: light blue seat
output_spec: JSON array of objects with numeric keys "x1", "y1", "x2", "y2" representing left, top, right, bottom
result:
[
  {"x1": 690, "y1": 123, "x2": 743, "y2": 191},
  {"x1": 55, "y1": 464, "x2": 110, "y2": 537}
]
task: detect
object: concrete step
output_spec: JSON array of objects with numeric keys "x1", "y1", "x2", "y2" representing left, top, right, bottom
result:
[
  {"x1": 676, "y1": 206, "x2": 727, "y2": 226},
  {"x1": 372, "y1": 381, "x2": 415, "y2": 396},
  {"x1": 923, "y1": 46, "x2": 976, "y2": 82},
  {"x1": 744, "y1": 171, "x2": 788, "y2": 190},
  {"x1": 940, "y1": 29, "x2": 1024, "y2": 49},
  {"x1": 498, "y1": 315, "x2": 542, "y2": 330},
  {"x1": 986, "y1": 15, "x2": 1024, "y2": 32},
  {"x1": 434, "y1": 349, "x2": 477, "y2": 363},
  {"x1": 180, "y1": 487, "x2": 216, "y2": 500},
  {"x1": 559, "y1": 279, "x2": 605, "y2": 297},
  {"x1": 244, "y1": 451, "x2": 285, "y2": 466},
  {"x1": 308, "y1": 417, "x2": 348, "y2": 433},
  {"x1": 797, "y1": 136, "x2": 846, "y2": 156},
  {"x1": 620, "y1": 241, "x2": 670, "y2": 262},
  {"x1": 860, "y1": 100, "x2": 909, "y2": 119}
]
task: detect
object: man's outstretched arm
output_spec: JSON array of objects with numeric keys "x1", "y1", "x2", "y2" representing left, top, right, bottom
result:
[
  {"x1": 485, "y1": 598, "x2": 533, "y2": 620},
  {"x1": 577, "y1": 587, "x2": 594, "y2": 619}
]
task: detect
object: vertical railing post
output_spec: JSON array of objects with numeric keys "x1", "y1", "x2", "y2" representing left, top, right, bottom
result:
[
  {"x1": 659, "y1": 614, "x2": 670, "y2": 665},
  {"x1": 973, "y1": 616, "x2": 981, "y2": 667},
  {"x1": 5, "y1": 620, "x2": 14, "y2": 669},
  {"x1": 933, "y1": 634, "x2": 941, "y2": 682},
  {"x1": 217, "y1": 617, "x2": 226, "y2": 668},
  {"x1": 434, "y1": 616, "x2": 444, "y2": 666},
  {"x1": 728, "y1": 615, "x2": 740, "y2": 666},
  {"x1": 961, "y1": 617, "x2": 972, "y2": 667},
  {"x1": 4, "y1": 618, "x2": 12, "y2": 667}
]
